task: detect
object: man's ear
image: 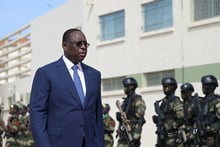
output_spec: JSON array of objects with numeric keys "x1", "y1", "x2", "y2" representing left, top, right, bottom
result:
[
  {"x1": 62, "y1": 41, "x2": 67, "y2": 47},
  {"x1": 62, "y1": 41, "x2": 67, "y2": 51}
]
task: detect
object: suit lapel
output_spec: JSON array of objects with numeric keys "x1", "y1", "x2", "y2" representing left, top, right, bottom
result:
[
  {"x1": 55, "y1": 58, "x2": 82, "y2": 105},
  {"x1": 82, "y1": 63, "x2": 93, "y2": 108}
]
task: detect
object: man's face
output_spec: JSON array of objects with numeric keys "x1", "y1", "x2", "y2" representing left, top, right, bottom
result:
[
  {"x1": 181, "y1": 90, "x2": 191, "y2": 101},
  {"x1": 124, "y1": 85, "x2": 135, "y2": 95},
  {"x1": 9, "y1": 107, "x2": 17, "y2": 115},
  {"x1": 202, "y1": 84, "x2": 214, "y2": 95},
  {"x1": 163, "y1": 85, "x2": 173, "y2": 95},
  {"x1": 62, "y1": 31, "x2": 88, "y2": 64},
  {"x1": 102, "y1": 106, "x2": 108, "y2": 115}
]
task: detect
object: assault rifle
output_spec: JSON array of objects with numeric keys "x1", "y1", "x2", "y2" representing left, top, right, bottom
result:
[
  {"x1": 116, "y1": 100, "x2": 134, "y2": 147},
  {"x1": 193, "y1": 93, "x2": 207, "y2": 137},
  {"x1": 154, "y1": 100, "x2": 166, "y2": 140}
]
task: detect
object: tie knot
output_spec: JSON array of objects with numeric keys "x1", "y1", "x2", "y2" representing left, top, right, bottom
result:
[{"x1": 73, "y1": 65, "x2": 78, "y2": 71}]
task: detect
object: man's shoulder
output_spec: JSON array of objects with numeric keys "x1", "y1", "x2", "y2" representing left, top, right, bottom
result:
[
  {"x1": 82, "y1": 63, "x2": 101, "y2": 74},
  {"x1": 37, "y1": 57, "x2": 62, "y2": 70},
  {"x1": 107, "y1": 116, "x2": 115, "y2": 123},
  {"x1": 133, "y1": 94, "x2": 145, "y2": 105},
  {"x1": 215, "y1": 94, "x2": 220, "y2": 99},
  {"x1": 134, "y1": 94, "x2": 142, "y2": 98},
  {"x1": 172, "y1": 95, "x2": 181, "y2": 101}
]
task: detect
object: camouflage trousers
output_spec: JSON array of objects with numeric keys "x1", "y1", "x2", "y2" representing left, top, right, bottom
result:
[
  {"x1": 195, "y1": 135, "x2": 220, "y2": 147},
  {"x1": 117, "y1": 139, "x2": 140, "y2": 147},
  {"x1": 6, "y1": 136, "x2": 34, "y2": 147},
  {"x1": 117, "y1": 139, "x2": 129, "y2": 147},
  {"x1": 104, "y1": 133, "x2": 114, "y2": 147},
  {"x1": 194, "y1": 135, "x2": 219, "y2": 147},
  {"x1": 157, "y1": 132, "x2": 184, "y2": 147},
  {"x1": 6, "y1": 137, "x2": 20, "y2": 147}
]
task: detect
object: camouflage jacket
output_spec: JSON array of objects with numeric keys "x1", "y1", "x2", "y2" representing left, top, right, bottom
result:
[
  {"x1": 160, "y1": 95, "x2": 184, "y2": 131},
  {"x1": 103, "y1": 114, "x2": 115, "y2": 134},
  {"x1": 119, "y1": 94, "x2": 146, "y2": 140},
  {"x1": 201, "y1": 94, "x2": 220, "y2": 135}
]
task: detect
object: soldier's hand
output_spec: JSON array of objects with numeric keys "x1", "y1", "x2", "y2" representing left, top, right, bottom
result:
[
  {"x1": 116, "y1": 112, "x2": 122, "y2": 122},
  {"x1": 116, "y1": 128, "x2": 121, "y2": 136},
  {"x1": 152, "y1": 115, "x2": 159, "y2": 124}
]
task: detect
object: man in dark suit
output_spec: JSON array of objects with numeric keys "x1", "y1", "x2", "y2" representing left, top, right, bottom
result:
[{"x1": 30, "y1": 28, "x2": 104, "y2": 147}]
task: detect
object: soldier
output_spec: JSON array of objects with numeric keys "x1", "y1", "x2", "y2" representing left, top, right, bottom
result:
[
  {"x1": 180, "y1": 83, "x2": 197, "y2": 147},
  {"x1": 18, "y1": 104, "x2": 31, "y2": 147},
  {"x1": 25, "y1": 104, "x2": 34, "y2": 147},
  {"x1": 5, "y1": 104, "x2": 21, "y2": 147},
  {"x1": 103, "y1": 103, "x2": 116, "y2": 147},
  {"x1": 0, "y1": 107, "x2": 5, "y2": 147},
  {"x1": 116, "y1": 77, "x2": 146, "y2": 147},
  {"x1": 197, "y1": 75, "x2": 220, "y2": 147},
  {"x1": 152, "y1": 77, "x2": 185, "y2": 147},
  {"x1": 17, "y1": 104, "x2": 26, "y2": 146}
]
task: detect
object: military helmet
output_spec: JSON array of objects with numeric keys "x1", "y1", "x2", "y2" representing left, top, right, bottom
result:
[
  {"x1": 102, "y1": 103, "x2": 110, "y2": 111},
  {"x1": 122, "y1": 77, "x2": 138, "y2": 88},
  {"x1": 10, "y1": 104, "x2": 19, "y2": 112},
  {"x1": 201, "y1": 75, "x2": 218, "y2": 87},
  {"x1": 161, "y1": 77, "x2": 177, "y2": 90},
  {"x1": 102, "y1": 103, "x2": 110, "y2": 114},
  {"x1": 20, "y1": 104, "x2": 28, "y2": 112},
  {"x1": 180, "y1": 83, "x2": 194, "y2": 92}
]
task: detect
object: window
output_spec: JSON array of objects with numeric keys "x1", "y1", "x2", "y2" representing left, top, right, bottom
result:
[
  {"x1": 102, "y1": 76, "x2": 125, "y2": 91},
  {"x1": 142, "y1": 0, "x2": 173, "y2": 32},
  {"x1": 99, "y1": 10, "x2": 125, "y2": 41},
  {"x1": 193, "y1": 0, "x2": 220, "y2": 21},
  {"x1": 145, "y1": 70, "x2": 174, "y2": 87}
]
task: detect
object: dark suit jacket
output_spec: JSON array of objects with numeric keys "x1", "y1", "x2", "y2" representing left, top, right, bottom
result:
[{"x1": 30, "y1": 57, "x2": 104, "y2": 147}]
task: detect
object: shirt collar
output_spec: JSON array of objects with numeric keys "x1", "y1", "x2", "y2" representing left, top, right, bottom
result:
[{"x1": 62, "y1": 55, "x2": 83, "y2": 71}]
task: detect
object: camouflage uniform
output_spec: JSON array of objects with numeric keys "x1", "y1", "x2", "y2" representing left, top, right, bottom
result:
[
  {"x1": 153, "y1": 77, "x2": 184, "y2": 147},
  {"x1": 116, "y1": 77, "x2": 146, "y2": 147},
  {"x1": 103, "y1": 104, "x2": 116, "y2": 147},
  {"x1": 5, "y1": 104, "x2": 21, "y2": 147},
  {"x1": 25, "y1": 104, "x2": 34, "y2": 147},
  {"x1": 180, "y1": 83, "x2": 198, "y2": 147},
  {"x1": 18, "y1": 104, "x2": 34, "y2": 147},
  {"x1": 195, "y1": 75, "x2": 220, "y2": 147},
  {"x1": 0, "y1": 108, "x2": 5, "y2": 147}
]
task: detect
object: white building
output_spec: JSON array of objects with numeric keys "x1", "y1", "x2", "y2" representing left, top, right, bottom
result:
[{"x1": 0, "y1": 0, "x2": 220, "y2": 146}]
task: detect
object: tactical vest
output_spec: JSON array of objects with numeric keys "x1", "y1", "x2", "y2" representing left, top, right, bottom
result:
[
  {"x1": 202, "y1": 95, "x2": 220, "y2": 125},
  {"x1": 122, "y1": 94, "x2": 142, "y2": 120},
  {"x1": 160, "y1": 96, "x2": 178, "y2": 119}
]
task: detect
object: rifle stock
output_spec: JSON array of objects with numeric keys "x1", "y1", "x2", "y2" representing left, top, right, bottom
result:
[
  {"x1": 154, "y1": 100, "x2": 166, "y2": 140},
  {"x1": 193, "y1": 93, "x2": 206, "y2": 137}
]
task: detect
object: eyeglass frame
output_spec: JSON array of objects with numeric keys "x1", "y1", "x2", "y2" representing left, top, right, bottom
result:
[{"x1": 68, "y1": 40, "x2": 90, "y2": 48}]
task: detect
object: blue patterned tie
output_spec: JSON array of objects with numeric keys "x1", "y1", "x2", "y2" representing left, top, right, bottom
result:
[{"x1": 73, "y1": 65, "x2": 84, "y2": 105}]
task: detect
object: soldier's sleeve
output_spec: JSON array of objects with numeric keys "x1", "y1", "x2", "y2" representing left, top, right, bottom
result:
[
  {"x1": 109, "y1": 117, "x2": 116, "y2": 133},
  {"x1": 215, "y1": 98, "x2": 220, "y2": 119},
  {"x1": 173, "y1": 98, "x2": 184, "y2": 128},
  {"x1": 209, "y1": 98, "x2": 220, "y2": 131},
  {"x1": 134, "y1": 96, "x2": 146, "y2": 119}
]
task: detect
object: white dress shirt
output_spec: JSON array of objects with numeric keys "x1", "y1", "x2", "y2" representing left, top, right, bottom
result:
[{"x1": 62, "y1": 55, "x2": 86, "y2": 96}]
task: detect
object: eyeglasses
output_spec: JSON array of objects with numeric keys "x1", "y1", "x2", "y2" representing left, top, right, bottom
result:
[{"x1": 69, "y1": 40, "x2": 90, "y2": 48}]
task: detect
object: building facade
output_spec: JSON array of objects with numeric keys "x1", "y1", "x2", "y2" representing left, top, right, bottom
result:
[{"x1": 0, "y1": 0, "x2": 220, "y2": 146}]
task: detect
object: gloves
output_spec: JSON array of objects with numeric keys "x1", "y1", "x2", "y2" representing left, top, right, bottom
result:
[
  {"x1": 152, "y1": 115, "x2": 159, "y2": 124},
  {"x1": 116, "y1": 112, "x2": 122, "y2": 122}
]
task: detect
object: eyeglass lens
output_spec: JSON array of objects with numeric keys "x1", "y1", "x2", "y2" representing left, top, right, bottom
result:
[{"x1": 76, "y1": 41, "x2": 90, "y2": 47}]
